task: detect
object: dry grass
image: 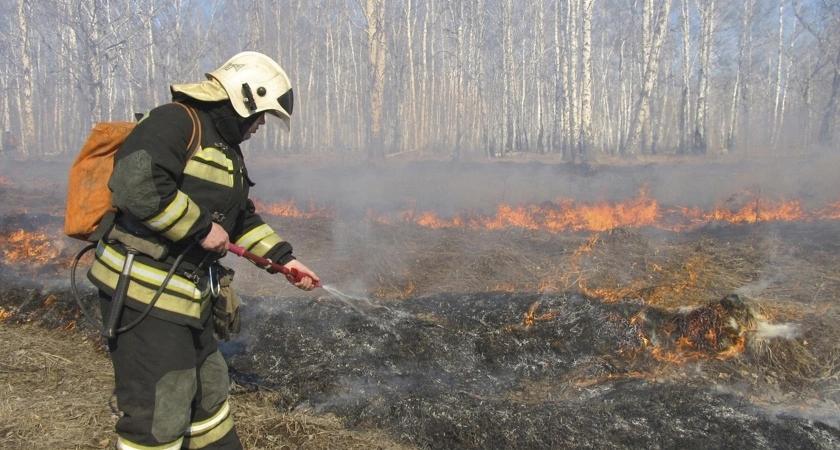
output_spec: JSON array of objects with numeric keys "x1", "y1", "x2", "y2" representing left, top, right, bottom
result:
[
  {"x1": 0, "y1": 323, "x2": 115, "y2": 449},
  {"x1": 0, "y1": 322, "x2": 415, "y2": 449}
]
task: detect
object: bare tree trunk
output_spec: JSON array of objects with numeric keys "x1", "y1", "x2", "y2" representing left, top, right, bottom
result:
[
  {"x1": 17, "y1": 0, "x2": 35, "y2": 157},
  {"x1": 556, "y1": 2, "x2": 570, "y2": 156},
  {"x1": 501, "y1": 0, "x2": 513, "y2": 156},
  {"x1": 770, "y1": 0, "x2": 786, "y2": 151},
  {"x1": 403, "y1": 0, "x2": 419, "y2": 152},
  {"x1": 580, "y1": 0, "x2": 594, "y2": 160},
  {"x1": 678, "y1": 0, "x2": 691, "y2": 154},
  {"x1": 727, "y1": 0, "x2": 755, "y2": 153},
  {"x1": 453, "y1": 1, "x2": 467, "y2": 159},
  {"x1": 692, "y1": 0, "x2": 715, "y2": 155},
  {"x1": 534, "y1": 0, "x2": 546, "y2": 155},
  {"x1": 792, "y1": 0, "x2": 840, "y2": 146},
  {"x1": 567, "y1": 0, "x2": 580, "y2": 159},
  {"x1": 819, "y1": 48, "x2": 840, "y2": 145},
  {"x1": 471, "y1": 0, "x2": 488, "y2": 158},
  {"x1": 1, "y1": 57, "x2": 10, "y2": 134},
  {"x1": 364, "y1": 0, "x2": 387, "y2": 162},
  {"x1": 420, "y1": 0, "x2": 432, "y2": 155},
  {"x1": 623, "y1": 0, "x2": 673, "y2": 156}
]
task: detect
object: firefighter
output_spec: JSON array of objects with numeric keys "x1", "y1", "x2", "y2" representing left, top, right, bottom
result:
[{"x1": 87, "y1": 51, "x2": 319, "y2": 449}]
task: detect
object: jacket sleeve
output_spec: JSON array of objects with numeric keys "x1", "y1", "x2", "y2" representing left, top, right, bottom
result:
[
  {"x1": 232, "y1": 198, "x2": 294, "y2": 268},
  {"x1": 108, "y1": 103, "x2": 212, "y2": 243}
]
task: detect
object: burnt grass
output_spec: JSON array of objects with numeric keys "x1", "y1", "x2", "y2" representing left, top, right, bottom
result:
[
  {"x1": 2, "y1": 157, "x2": 840, "y2": 449},
  {"x1": 220, "y1": 290, "x2": 840, "y2": 450}
]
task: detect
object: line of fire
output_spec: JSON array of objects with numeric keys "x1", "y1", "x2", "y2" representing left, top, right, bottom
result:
[{"x1": 1, "y1": 162, "x2": 839, "y2": 448}]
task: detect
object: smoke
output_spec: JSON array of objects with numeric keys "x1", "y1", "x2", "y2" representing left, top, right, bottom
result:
[{"x1": 754, "y1": 321, "x2": 799, "y2": 340}]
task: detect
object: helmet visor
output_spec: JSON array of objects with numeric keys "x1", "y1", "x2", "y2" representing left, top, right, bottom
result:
[{"x1": 278, "y1": 88, "x2": 293, "y2": 117}]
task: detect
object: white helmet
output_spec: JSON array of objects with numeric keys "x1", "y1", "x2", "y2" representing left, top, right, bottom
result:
[{"x1": 206, "y1": 51, "x2": 294, "y2": 130}]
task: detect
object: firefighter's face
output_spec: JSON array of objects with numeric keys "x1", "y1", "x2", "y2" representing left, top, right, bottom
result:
[{"x1": 242, "y1": 114, "x2": 266, "y2": 141}]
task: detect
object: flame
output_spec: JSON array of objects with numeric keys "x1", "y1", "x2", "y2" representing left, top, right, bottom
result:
[
  {"x1": 1, "y1": 229, "x2": 59, "y2": 264},
  {"x1": 506, "y1": 301, "x2": 557, "y2": 331},
  {"x1": 251, "y1": 199, "x2": 335, "y2": 219},
  {"x1": 256, "y1": 187, "x2": 833, "y2": 232},
  {"x1": 0, "y1": 176, "x2": 10, "y2": 185},
  {"x1": 44, "y1": 294, "x2": 58, "y2": 307}
]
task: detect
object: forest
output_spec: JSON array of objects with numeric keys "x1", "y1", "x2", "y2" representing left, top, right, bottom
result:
[{"x1": 0, "y1": 0, "x2": 838, "y2": 162}]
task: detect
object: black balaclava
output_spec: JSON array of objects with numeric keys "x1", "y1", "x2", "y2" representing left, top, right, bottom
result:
[{"x1": 172, "y1": 94, "x2": 255, "y2": 146}]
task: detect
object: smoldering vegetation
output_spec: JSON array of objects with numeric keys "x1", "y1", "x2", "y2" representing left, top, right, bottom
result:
[
  {"x1": 2, "y1": 156, "x2": 840, "y2": 448},
  {"x1": 218, "y1": 289, "x2": 840, "y2": 449}
]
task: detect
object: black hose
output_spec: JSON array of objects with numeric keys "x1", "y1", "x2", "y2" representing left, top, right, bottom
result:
[
  {"x1": 70, "y1": 243, "x2": 100, "y2": 330},
  {"x1": 114, "y1": 242, "x2": 195, "y2": 335},
  {"x1": 70, "y1": 241, "x2": 196, "y2": 336}
]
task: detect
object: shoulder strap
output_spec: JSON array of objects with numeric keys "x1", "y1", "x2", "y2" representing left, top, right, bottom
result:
[{"x1": 172, "y1": 102, "x2": 202, "y2": 160}]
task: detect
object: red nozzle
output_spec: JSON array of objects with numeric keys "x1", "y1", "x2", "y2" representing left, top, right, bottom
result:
[{"x1": 228, "y1": 244, "x2": 321, "y2": 287}]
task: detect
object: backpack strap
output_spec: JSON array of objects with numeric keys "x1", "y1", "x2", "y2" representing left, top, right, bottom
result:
[
  {"x1": 172, "y1": 102, "x2": 202, "y2": 160},
  {"x1": 93, "y1": 104, "x2": 201, "y2": 243}
]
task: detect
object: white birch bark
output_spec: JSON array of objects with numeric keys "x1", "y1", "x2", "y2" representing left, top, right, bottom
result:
[
  {"x1": 692, "y1": 0, "x2": 715, "y2": 154},
  {"x1": 679, "y1": 0, "x2": 692, "y2": 154},
  {"x1": 623, "y1": 0, "x2": 673, "y2": 155},
  {"x1": 580, "y1": 0, "x2": 594, "y2": 159},
  {"x1": 17, "y1": 0, "x2": 35, "y2": 156}
]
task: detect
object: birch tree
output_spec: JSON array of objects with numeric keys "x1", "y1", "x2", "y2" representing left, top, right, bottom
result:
[
  {"x1": 678, "y1": 0, "x2": 692, "y2": 154},
  {"x1": 794, "y1": 0, "x2": 840, "y2": 146},
  {"x1": 726, "y1": 0, "x2": 756, "y2": 153},
  {"x1": 501, "y1": 0, "x2": 514, "y2": 156},
  {"x1": 16, "y1": 0, "x2": 34, "y2": 157},
  {"x1": 623, "y1": 0, "x2": 673, "y2": 155},
  {"x1": 579, "y1": 0, "x2": 594, "y2": 159},
  {"x1": 363, "y1": 0, "x2": 387, "y2": 162},
  {"x1": 692, "y1": 0, "x2": 715, "y2": 154}
]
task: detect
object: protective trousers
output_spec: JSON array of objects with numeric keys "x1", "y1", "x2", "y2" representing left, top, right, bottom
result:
[{"x1": 100, "y1": 292, "x2": 242, "y2": 449}]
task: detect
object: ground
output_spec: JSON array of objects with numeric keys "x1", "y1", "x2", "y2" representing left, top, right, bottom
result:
[{"x1": 1, "y1": 152, "x2": 839, "y2": 448}]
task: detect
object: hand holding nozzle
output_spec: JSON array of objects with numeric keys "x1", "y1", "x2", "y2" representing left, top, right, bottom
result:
[{"x1": 228, "y1": 244, "x2": 321, "y2": 289}]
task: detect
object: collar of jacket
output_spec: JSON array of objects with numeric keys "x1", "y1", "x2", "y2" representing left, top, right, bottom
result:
[{"x1": 172, "y1": 95, "x2": 245, "y2": 146}]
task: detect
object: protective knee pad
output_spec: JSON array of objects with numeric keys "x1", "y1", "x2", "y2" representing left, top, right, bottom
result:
[
  {"x1": 152, "y1": 368, "x2": 197, "y2": 443},
  {"x1": 199, "y1": 350, "x2": 230, "y2": 413}
]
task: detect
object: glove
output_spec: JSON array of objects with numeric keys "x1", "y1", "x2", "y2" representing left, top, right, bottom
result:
[{"x1": 212, "y1": 266, "x2": 240, "y2": 341}]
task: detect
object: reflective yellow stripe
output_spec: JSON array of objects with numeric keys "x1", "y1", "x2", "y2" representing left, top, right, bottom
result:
[
  {"x1": 186, "y1": 400, "x2": 230, "y2": 435},
  {"x1": 143, "y1": 191, "x2": 202, "y2": 241},
  {"x1": 235, "y1": 224, "x2": 280, "y2": 254},
  {"x1": 90, "y1": 261, "x2": 207, "y2": 319},
  {"x1": 89, "y1": 242, "x2": 208, "y2": 319},
  {"x1": 95, "y1": 242, "x2": 199, "y2": 297},
  {"x1": 184, "y1": 147, "x2": 234, "y2": 187},
  {"x1": 247, "y1": 233, "x2": 283, "y2": 258},
  {"x1": 146, "y1": 191, "x2": 189, "y2": 231},
  {"x1": 184, "y1": 402, "x2": 234, "y2": 449},
  {"x1": 193, "y1": 147, "x2": 233, "y2": 169},
  {"x1": 184, "y1": 161, "x2": 234, "y2": 187},
  {"x1": 161, "y1": 194, "x2": 202, "y2": 241},
  {"x1": 116, "y1": 436, "x2": 183, "y2": 450}
]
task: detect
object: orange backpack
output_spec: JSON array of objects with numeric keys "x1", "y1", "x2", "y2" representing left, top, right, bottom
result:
[{"x1": 65, "y1": 104, "x2": 201, "y2": 241}]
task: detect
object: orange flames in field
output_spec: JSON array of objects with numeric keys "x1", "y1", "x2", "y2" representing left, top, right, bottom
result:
[
  {"x1": 256, "y1": 188, "x2": 840, "y2": 232},
  {"x1": 1, "y1": 229, "x2": 60, "y2": 264},
  {"x1": 252, "y1": 199, "x2": 336, "y2": 219},
  {"x1": 0, "y1": 176, "x2": 11, "y2": 185},
  {"x1": 506, "y1": 301, "x2": 558, "y2": 331}
]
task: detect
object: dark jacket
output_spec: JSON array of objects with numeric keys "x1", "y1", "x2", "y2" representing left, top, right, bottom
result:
[{"x1": 87, "y1": 101, "x2": 292, "y2": 327}]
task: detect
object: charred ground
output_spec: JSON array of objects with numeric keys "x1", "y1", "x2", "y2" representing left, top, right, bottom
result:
[{"x1": 1, "y1": 154, "x2": 839, "y2": 449}]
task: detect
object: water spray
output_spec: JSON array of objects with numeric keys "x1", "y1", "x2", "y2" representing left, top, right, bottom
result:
[{"x1": 228, "y1": 244, "x2": 406, "y2": 335}]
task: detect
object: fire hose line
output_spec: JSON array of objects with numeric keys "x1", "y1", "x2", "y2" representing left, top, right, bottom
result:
[{"x1": 228, "y1": 244, "x2": 321, "y2": 287}]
